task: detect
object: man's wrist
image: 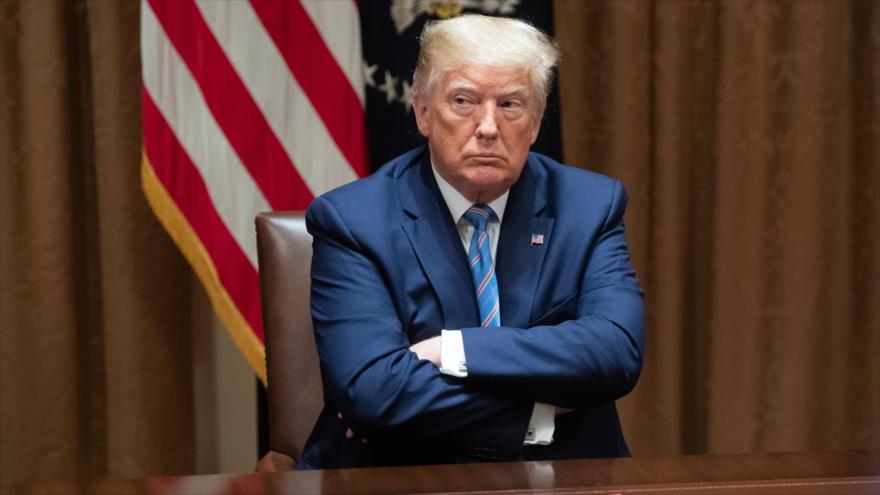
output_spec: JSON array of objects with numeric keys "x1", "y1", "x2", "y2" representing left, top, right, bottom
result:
[
  {"x1": 524, "y1": 402, "x2": 555, "y2": 445},
  {"x1": 439, "y1": 329, "x2": 468, "y2": 377}
]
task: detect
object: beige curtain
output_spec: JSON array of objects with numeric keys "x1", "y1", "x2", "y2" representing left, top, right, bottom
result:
[
  {"x1": 0, "y1": 0, "x2": 194, "y2": 484},
  {"x1": 2, "y1": 0, "x2": 878, "y2": 486},
  {"x1": 554, "y1": 0, "x2": 879, "y2": 455}
]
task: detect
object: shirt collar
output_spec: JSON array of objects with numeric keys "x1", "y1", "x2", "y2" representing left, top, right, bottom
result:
[{"x1": 431, "y1": 160, "x2": 509, "y2": 225}]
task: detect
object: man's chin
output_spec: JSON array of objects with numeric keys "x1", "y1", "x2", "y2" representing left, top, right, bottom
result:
[
  {"x1": 464, "y1": 169, "x2": 508, "y2": 184},
  {"x1": 467, "y1": 156, "x2": 505, "y2": 166},
  {"x1": 463, "y1": 174, "x2": 515, "y2": 200}
]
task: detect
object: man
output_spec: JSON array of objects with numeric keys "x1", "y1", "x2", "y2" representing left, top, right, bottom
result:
[{"x1": 297, "y1": 15, "x2": 644, "y2": 469}]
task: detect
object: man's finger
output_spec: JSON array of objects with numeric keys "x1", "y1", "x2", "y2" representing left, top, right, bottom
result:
[{"x1": 345, "y1": 428, "x2": 354, "y2": 439}]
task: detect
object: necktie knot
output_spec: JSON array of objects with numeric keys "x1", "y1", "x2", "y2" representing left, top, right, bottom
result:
[{"x1": 463, "y1": 203, "x2": 496, "y2": 232}]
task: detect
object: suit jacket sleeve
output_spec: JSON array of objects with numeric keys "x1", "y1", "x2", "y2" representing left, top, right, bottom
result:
[
  {"x1": 460, "y1": 180, "x2": 645, "y2": 409},
  {"x1": 307, "y1": 195, "x2": 533, "y2": 457}
]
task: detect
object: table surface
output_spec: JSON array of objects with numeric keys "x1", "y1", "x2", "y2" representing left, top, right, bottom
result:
[{"x1": 4, "y1": 450, "x2": 878, "y2": 495}]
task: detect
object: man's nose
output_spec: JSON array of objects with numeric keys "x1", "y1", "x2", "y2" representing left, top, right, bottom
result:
[{"x1": 475, "y1": 104, "x2": 499, "y2": 140}]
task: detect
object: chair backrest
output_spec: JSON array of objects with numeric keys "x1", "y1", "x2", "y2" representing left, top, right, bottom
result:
[{"x1": 255, "y1": 211, "x2": 322, "y2": 463}]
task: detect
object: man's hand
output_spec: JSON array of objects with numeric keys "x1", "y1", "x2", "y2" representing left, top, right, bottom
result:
[
  {"x1": 255, "y1": 450, "x2": 296, "y2": 472},
  {"x1": 409, "y1": 335, "x2": 442, "y2": 366},
  {"x1": 339, "y1": 412, "x2": 369, "y2": 443}
]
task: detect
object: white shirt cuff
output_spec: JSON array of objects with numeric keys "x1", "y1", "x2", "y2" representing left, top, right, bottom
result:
[
  {"x1": 524, "y1": 402, "x2": 555, "y2": 445},
  {"x1": 439, "y1": 331, "x2": 554, "y2": 445},
  {"x1": 439, "y1": 329, "x2": 467, "y2": 377}
]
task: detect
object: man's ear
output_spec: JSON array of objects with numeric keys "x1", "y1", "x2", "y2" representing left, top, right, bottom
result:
[
  {"x1": 529, "y1": 110, "x2": 544, "y2": 145},
  {"x1": 413, "y1": 96, "x2": 431, "y2": 137}
]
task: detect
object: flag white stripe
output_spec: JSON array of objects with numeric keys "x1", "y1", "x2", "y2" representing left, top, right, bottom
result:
[
  {"x1": 141, "y1": 1, "x2": 265, "y2": 268},
  {"x1": 300, "y1": 0, "x2": 365, "y2": 107},
  {"x1": 196, "y1": 0, "x2": 359, "y2": 198}
]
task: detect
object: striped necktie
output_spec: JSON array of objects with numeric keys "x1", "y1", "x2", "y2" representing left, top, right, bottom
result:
[{"x1": 463, "y1": 204, "x2": 501, "y2": 327}]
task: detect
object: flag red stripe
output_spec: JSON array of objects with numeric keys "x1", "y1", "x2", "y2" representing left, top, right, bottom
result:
[
  {"x1": 148, "y1": 0, "x2": 313, "y2": 210},
  {"x1": 142, "y1": 87, "x2": 265, "y2": 340},
  {"x1": 250, "y1": 0, "x2": 369, "y2": 177}
]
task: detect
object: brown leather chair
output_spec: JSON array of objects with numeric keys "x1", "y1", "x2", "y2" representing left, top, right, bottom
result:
[{"x1": 255, "y1": 211, "x2": 322, "y2": 469}]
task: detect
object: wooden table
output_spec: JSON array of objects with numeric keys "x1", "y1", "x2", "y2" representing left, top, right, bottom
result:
[{"x1": 4, "y1": 450, "x2": 878, "y2": 494}]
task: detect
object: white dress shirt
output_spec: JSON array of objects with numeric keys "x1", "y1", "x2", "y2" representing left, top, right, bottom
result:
[{"x1": 430, "y1": 164, "x2": 555, "y2": 446}]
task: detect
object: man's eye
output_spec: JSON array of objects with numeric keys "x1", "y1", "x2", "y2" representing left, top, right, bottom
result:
[
  {"x1": 502, "y1": 100, "x2": 522, "y2": 109},
  {"x1": 453, "y1": 97, "x2": 470, "y2": 105}
]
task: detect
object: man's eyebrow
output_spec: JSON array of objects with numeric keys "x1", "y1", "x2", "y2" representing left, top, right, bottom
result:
[
  {"x1": 444, "y1": 82, "x2": 531, "y2": 97},
  {"x1": 445, "y1": 82, "x2": 478, "y2": 93},
  {"x1": 501, "y1": 86, "x2": 530, "y2": 97}
]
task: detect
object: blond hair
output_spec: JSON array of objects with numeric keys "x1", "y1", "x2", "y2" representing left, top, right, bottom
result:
[{"x1": 412, "y1": 14, "x2": 560, "y2": 112}]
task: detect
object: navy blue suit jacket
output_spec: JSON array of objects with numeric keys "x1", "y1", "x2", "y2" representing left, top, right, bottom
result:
[{"x1": 298, "y1": 148, "x2": 644, "y2": 469}]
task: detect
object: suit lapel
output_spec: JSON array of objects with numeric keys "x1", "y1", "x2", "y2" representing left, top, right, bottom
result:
[
  {"x1": 496, "y1": 158, "x2": 555, "y2": 328},
  {"x1": 399, "y1": 153, "x2": 479, "y2": 328}
]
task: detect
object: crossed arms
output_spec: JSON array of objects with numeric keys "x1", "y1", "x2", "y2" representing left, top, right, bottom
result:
[{"x1": 305, "y1": 179, "x2": 644, "y2": 457}]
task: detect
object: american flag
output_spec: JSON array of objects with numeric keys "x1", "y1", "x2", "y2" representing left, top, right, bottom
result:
[
  {"x1": 141, "y1": 0, "x2": 559, "y2": 383},
  {"x1": 140, "y1": 0, "x2": 368, "y2": 383}
]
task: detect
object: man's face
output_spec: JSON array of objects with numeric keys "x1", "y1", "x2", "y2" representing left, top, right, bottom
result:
[{"x1": 414, "y1": 65, "x2": 543, "y2": 203}]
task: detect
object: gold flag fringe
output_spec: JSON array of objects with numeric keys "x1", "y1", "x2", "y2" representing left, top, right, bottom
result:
[{"x1": 141, "y1": 152, "x2": 267, "y2": 386}]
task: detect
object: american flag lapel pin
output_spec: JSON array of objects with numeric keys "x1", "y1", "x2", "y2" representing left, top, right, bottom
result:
[{"x1": 531, "y1": 234, "x2": 544, "y2": 245}]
